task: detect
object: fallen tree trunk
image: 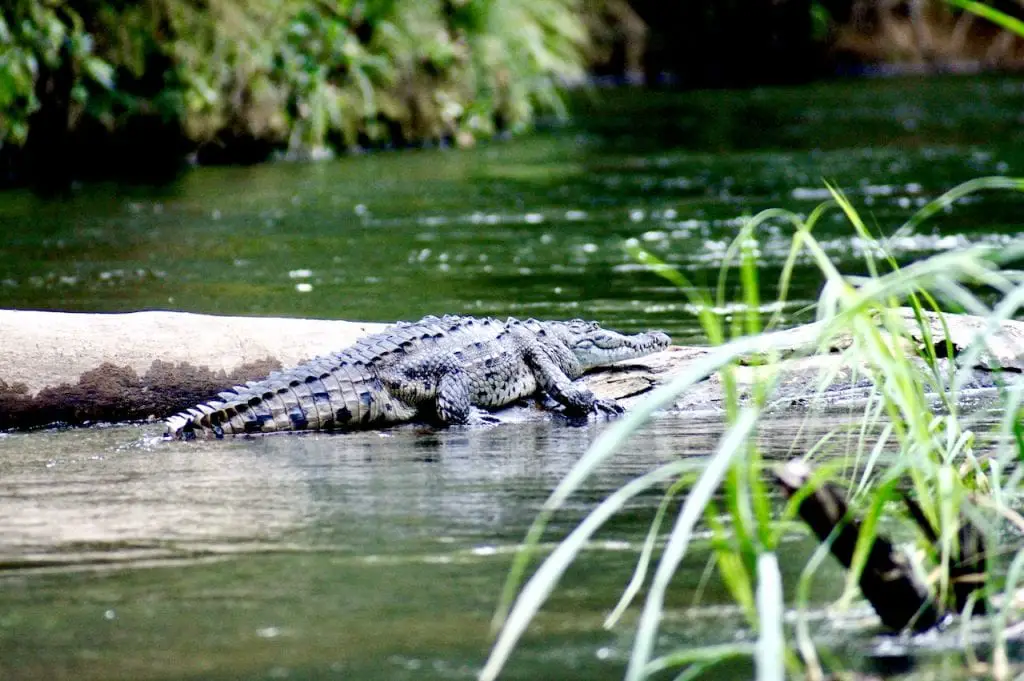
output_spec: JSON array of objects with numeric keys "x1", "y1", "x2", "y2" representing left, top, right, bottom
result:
[
  {"x1": 0, "y1": 309, "x2": 693, "y2": 430},
  {"x1": 0, "y1": 310, "x2": 384, "y2": 429}
]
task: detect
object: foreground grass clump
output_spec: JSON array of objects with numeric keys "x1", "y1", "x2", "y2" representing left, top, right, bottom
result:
[{"x1": 482, "y1": 176, "x2": 1024, "y2": 681}]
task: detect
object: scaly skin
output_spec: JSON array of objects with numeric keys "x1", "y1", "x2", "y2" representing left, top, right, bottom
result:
[{"x1": 165, "y1": 315, "x2": 671, "y2": 439}]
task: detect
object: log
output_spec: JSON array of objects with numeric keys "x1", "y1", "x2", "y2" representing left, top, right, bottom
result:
[
  {"x1": 0, "y1": 309, "x2": 683, "y2": 430},
  {"x1": 2, "y1": 307, "x2": 1024, "y2": 430},
  {"x1": 774, "y1": 460, "x2": 990, "y2": 631},
  {"x1": 0, "y1": 310, "x2": 384, "y2": 429},
  {"x1": 774, "y1": 460, "x2": 941, "y2": 632}
]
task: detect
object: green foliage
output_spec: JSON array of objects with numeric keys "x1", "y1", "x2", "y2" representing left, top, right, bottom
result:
[
  {"x1": 809, "y1": 1, "x2": 832, "y2": 41},
  {"x1": 0, "y1": 3, "x2": 115, "y2": 145},
  {"x1": 946, "y1": 0, "x2": 1024, "y2": 37},
  {"x1": 1, "y1": 0, "x2": 588, "y2": 160}
]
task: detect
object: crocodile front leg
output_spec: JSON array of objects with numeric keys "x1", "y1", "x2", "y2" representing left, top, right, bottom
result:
[{"x1": 523, "y1": 344, "x2": 624, "y2": 417}]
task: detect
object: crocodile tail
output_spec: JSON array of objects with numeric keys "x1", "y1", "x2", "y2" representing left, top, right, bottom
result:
[
  {"x1": 164, "y1": 399, "x2": 231, "y2": 440},
  {"x1": 164, "y1": 413, "x2": 194, "y2": 440},
  {"x1": 163, "y1": 359, "x2": 368, "y2": 439},
  {"x1": 163, "y1": 347, "x2": 423, "y2": 439}
]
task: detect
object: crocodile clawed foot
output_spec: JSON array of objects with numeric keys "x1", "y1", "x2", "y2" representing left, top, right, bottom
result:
[
  {"x1": 467, "y1": 408, "x2": 502, "y2": 426},
  {"x1": 592, "y1": 399, "x2": 625, "y2": 417}
]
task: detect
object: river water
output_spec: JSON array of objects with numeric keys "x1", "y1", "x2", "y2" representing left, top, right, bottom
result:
[{"x1": 1, "y1": 75, "x2": 1024, "y2": 679}]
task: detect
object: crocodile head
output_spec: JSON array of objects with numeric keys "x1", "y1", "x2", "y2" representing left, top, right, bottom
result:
[{"x1": 539, "y1": 319, "x2": 671, "y2": 370}]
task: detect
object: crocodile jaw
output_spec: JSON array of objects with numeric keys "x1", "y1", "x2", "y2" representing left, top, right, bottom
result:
[
  {"x1": 572, "y1": 330, "x2": 671, "y2": 370},
  {"x1": 533, "y1": 317, "x2": 668, "y2": 371}
]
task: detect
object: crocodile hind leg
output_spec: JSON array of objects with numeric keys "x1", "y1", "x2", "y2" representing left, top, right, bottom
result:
[
  {"x1": 435, "y1": 372, "x2": 502, "y2": 425},
  {"x1": 436, "y1": 371, "x2": 473, "y2": 424},
  {"x1": 383, "y1": 355, "x2": 474, "y2": 425}
]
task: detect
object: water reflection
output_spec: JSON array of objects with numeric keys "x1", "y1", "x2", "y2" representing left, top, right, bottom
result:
[
  {"x1": 0, "y1": 415, "x2": 733, "y2": 681},
  {"x1": 0, "y1": 414, "x2": 712, "y2": 566},
  {"x1": 0, "y1": 429, "x2": 314, "y2": 565}
]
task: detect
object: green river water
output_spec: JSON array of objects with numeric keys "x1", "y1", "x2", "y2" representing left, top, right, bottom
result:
[{"x1": 2, "y1": 75, "x2": 1024, "y2": 679}]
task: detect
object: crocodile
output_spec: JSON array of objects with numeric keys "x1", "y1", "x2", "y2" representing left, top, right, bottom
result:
[{"x1": 165, "y1": 315, "x2": 671, "y2": 439}]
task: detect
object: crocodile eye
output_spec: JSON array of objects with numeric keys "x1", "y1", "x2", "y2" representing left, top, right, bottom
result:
[
  {"x1": 575, "y1": 339, "x2": 594, "y2": 350},
  {"x1": 592, "y1": 332, "x2": 621, "y2": 348}
]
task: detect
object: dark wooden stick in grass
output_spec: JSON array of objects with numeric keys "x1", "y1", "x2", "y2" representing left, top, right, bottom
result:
[
  {"x1": 774, "y1": 461, "x2": 941, "y2": 632},
  {"x1": 901, "y1": 494, "x2": 988, "y2": 615}
]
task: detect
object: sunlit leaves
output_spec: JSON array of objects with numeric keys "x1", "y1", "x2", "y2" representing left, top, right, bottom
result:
[
  {"x1": 3, "y1": 0, "x2": 589, "y2": 156},
  {"x1": 1, "y1": 4, "x2": 117, "y2": 144}
]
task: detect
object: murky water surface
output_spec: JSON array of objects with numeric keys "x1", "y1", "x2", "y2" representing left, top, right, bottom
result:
[
  {"x1": 0, "y1": 418, "x2": 917, "y2": 681},
  {"x1": 2, "y1": 76, "x2": 1024, "y2": 679}
]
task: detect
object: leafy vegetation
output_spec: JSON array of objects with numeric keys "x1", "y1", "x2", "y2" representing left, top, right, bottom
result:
[
  {"x1": 0, "y1": 3, "x2": 114, "y2": 146},
  {"x1": 483, "y1": 176, "x2": 1024, "y2": 680},
  {"x1": 0, "y1": 0, "x2": 588, "y2": 167}
]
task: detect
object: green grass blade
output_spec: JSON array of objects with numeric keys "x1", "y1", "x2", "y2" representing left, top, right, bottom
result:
[
  {"x1": 605, "y1": 475, "x2": 692, "y2": 629},
  {"x1": 625, "y1": 408, "x2": 761, "y2": 681},
  {"x1": 947, "y1": 0, "x2": 1024, "y2": 37},
  {"x1": 992, "y1": 547, "x2": 1024, "y2": 678},
  {"x1": 644, "y1": 643, "x2": 755, "y2": 676},
  {"x1": 756, "y1": 552, "x2": 785, "y2": 681},
  {"x1": 493, "y1": 326, "x2": 832, "y2": 631},
  {"x1": 479, "y1": 459, "x2": 695, "y2": 681},
  {"x1": 902, "y1": 176, "x2": 1024, "y2": 233}
]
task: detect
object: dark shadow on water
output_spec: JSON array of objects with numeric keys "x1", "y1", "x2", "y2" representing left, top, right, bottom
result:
[{"x1": 566, "y1": 75, "x2": 1024, "y2": 155}]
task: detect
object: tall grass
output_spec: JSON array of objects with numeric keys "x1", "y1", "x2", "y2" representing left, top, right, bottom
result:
[{"x1": 482, "y1": 176, "x2": 1024, "y2": 681}]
